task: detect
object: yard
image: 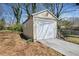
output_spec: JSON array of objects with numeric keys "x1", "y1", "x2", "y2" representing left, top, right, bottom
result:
[
  {"x1": 61, "y1": 29, "x2": 79, "y2": 45},
  {"x1": 0, "y1": 31, "x2": 63, "y2": 56},
  {"x1": 66, "y1": 35, "x2": 79, "y2": 44}
]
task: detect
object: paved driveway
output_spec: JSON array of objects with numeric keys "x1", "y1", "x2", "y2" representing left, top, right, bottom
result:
[{"x1": 38, "y1": 39, "x2": 79, "y2": 56}]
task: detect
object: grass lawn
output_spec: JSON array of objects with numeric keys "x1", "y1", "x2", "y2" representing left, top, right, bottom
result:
[{"x1": 66, "y1": 35, "x2": 79, "y2": 44}]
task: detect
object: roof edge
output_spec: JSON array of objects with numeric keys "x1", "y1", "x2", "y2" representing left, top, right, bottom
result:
[
  {"x1": 32, "y1": 9, "x2": 58, "y2": 20},
  {"x1": 23, "y1": 9, "x2": 59, "y2": 24},
  {"x1": 32, "y1": 9, "x2": 48, "y2": 16}
]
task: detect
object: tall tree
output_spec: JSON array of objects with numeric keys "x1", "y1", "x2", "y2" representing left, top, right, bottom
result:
[
  {"x1": 43, "y1": 3, "x2": 64, "y2": 18},
  {"x1": 23, "y1": 3, "x2": 37, "y2": 17},
  {"x1": 31, "y1": 3, "x2": 37, "y2": 13},
  {"x1": 11, "y1": 4, "x2": 22, "y2": 24},
  {"x1": 43, "y1": 3, "x2": 79, "y2": 18},
  {"x1": 23, "y1": 3, "x2": 30, "y2": 16},
  {"x1": 0, "y1": 4, "x2": 4, "y2": 16}
]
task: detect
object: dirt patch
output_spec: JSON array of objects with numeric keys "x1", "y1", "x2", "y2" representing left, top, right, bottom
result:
[{"x1": 0, "y1": 32, "x2": 63, "y2": 56}]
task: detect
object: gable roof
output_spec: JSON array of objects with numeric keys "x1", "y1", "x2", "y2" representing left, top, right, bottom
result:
[
  {"x1": 23, "y1": 9, "x2": 58, "y2": 24},
  {"x1": 32, "y1": 9, "x2": 58, "y2": 20}
]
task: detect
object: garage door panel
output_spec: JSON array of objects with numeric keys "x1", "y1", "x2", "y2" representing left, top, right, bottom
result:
[
  {"x1": 36, "y1": 20, "x2": 57, "y2": 40},
  {"x1": 44, "y1": 24, "x2": 54, "y2": 39}
]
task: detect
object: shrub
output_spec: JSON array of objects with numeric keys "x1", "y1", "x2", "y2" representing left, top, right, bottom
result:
[
  {"x1": 0, "y1": 18, "x2": 5, "y2": 30},
  {"x1": 9, "y1": 23, "x2": 22, "y2": 32},
  {"x1": 26, "y1": 39, "x2": 33, "y2": 43},
  {"x1": 61, "y1": 29, "x2": 72, "y2": 37}
]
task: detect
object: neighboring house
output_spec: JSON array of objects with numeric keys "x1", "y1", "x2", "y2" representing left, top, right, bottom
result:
[{"x1": 22, "y1": 9, "x2": 58, "y2": 42}]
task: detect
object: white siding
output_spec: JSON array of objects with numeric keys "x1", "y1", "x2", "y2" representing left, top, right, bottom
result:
[{"x1": 33, "y1": 17, "x2": 57, "y2": 40}]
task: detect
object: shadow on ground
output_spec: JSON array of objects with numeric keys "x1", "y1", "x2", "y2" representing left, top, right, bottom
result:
[{"x1": 20, "y1": 33, "x2": 31, "y2": 40}]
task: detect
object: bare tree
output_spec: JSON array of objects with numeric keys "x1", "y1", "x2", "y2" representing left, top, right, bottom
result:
[
  {"x1": 31, "y1": 3, "x2": 37, "y2": 13},
  {"x1": 22, "y1": 3, "x2": 30, "y2": 16},
  {"x1": 0, "y1": 4, "x2": 4, "y2": 17},
  {"x1": 10, "y1": 3, "x2": 22, "y2": 24},
  {"x1": 43, "y1": 3, "x2": 79, "y2": 19},
  {"x1": 43, "y1": 3, "x2": 63, "y2": 18},
  {"x1": 23, "y1": 3, "x2": 37, "y2": 16}
]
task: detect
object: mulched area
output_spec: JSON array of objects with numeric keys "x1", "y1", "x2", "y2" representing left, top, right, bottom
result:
[{"x1": 0, "y1": 32, "x2": 63, "y2": 56}]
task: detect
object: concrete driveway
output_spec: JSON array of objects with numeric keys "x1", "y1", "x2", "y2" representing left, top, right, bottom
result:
[{"x1": 38, "y1": 39, "x2": 79, "y2": 56}]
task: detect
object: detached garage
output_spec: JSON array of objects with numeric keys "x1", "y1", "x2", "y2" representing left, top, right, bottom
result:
[{"x1": 22, "y1": 9, "x2": 57, "y2": 42}]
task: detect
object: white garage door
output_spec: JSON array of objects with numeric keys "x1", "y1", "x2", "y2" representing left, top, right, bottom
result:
[{"x1": 36, "y1": 19, "x2": 57, "y2": 40}]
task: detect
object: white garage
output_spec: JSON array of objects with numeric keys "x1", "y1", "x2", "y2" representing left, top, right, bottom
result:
[{"x1": 22, "y1": 9, "x2": 57, "y2": 42}]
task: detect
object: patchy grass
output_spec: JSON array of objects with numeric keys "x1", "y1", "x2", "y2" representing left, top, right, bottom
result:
[
  {"x1": 0, "y1": 30, "x2": 12, "y2": 32},
  {"x1": 66, "y1": 35, "x2": 79, "y2": 44},
  {"x1": 0, "y1": 30, "x2": 22, "y2": 34},
  {"x1": 0, "y1": 32, "x2": 63, "y2": 56},
  {"x1": 26, "y1": 39, "x2": 33, "y2": 43}
]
